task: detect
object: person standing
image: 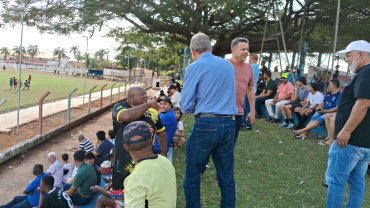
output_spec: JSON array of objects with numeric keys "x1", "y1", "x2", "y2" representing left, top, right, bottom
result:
[
  {"x1": 260, "y1": 60, "x2": 268, "y2": 75},
  {"x1": 265, "y1": 73, "x2": 295, "y2": 123},
  {"x1": 180, "y1": 32, "x2": 237, "y2": 208},
  {"x1": 325, "y1": 40, "x2": 370, "y2": 208},
  {"x1": 13, "y1": 77, "x2": 17, "y2": 89},
  {"x1": 227, "y1": 37, "x2": 255, "y2": 138},
  {"x1": 9, "y1": 78, "x2": 13, "y2": 89}
]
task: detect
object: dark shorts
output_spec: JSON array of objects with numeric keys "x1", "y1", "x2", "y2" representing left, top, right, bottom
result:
[{"x1": 285, "y1": 103, "x2": 303, "y2": 109}]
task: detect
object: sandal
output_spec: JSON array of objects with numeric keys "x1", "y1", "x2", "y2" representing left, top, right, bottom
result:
[
  {"x1": 295, "y1": 135, "x2": 305, "y2": 140},
  {"x1": 319, "y1": 142, "x2": 331, "y2": 146},
  {"x1": 103, "y1": 177, "x2": 112, "y2": 183},
  {"x1": 319, "y1": 139, "x2": 328, "y2": 143},
  {"x1": 292, "y1": 130, "x2": 300, "y2": 136}
]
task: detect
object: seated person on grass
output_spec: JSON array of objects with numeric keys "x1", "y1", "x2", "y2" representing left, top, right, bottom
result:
[
  {"x1": 38, "y1": 175, "x2": 73, "y2": 208},
  {"x1": 91, "y1": 121, "x2": 177, "y2": 208},
  {"x1": 85, "y1": 152, "x2": 102, "y2": 186},
  {"x1": 255, "y1": 71, "x2": 277, "y2": 118},
  {"x1": 63, "y1": 150, "x2": 97, "y2": 206},
  {"x1": 265, "y1": 73, "x2": 295, "y2": 123},
  {"x1": 292, "y1": 83, "x2": 323, "y2": 130},
  {"x1": 94, "y1": 131, "x2": 115, "y2": 167},
  {"x1": 69, "y1": 134, "x2": 94, "y2": 153},
  {"x1": 293, "y1": 79, "x2": 342, "y2": 140},
  {"x1": 1, "y1": 164, "x2": 47, "y2": 208},
  {"x1": 279, "y1": 77, "x2": 309, "y2": 129}
]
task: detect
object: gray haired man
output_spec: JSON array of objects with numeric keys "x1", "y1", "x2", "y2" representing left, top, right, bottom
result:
[
  {"x1": 180, "y1": 32, "x2": 237, "y2": 208},
  {"x1": 325, "y1": 40, "x2": 370, "y2": 207}
]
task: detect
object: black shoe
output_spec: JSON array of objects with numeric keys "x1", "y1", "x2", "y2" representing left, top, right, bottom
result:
[
  {"x1": 240, "y1": 126, "x2": 252, "y2": 131},
  {"x1": 266, "y1": 116, "x2": 273, "y2": 121},
  {"x1": 270, "y1": 118, "x2": 280, "y2": 123},
  {"x1": 255, "y1": 114, "x2": 263, "y2": 119},
  {"x1": 321, "y1": 181, "x2": 328, "y2": 188}
]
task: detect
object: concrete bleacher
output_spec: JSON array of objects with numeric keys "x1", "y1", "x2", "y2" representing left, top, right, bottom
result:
[
  {"x1": 77, "y1": 147, "x2": 174, "y2": 207},
  {"x1": 260, "y1": 104, "x2": 328, "y2": 137}
]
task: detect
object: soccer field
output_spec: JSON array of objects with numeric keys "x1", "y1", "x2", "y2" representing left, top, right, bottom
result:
[{"x1": 0, "y1": 69, "x2": 124, "y2": 111}]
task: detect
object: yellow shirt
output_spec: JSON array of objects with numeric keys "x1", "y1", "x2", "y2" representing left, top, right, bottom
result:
[{"x1": 123, "y1": 155, "x2": 177, "y2": 208}]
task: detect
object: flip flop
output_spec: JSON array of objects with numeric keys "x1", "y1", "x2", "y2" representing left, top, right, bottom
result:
[
  {"x1": 319, "y1": 142, "x2": 331, "y2": 146},
  {"x1": 292, "y1": 130, "x2": 300, "y2": 136},
  {"x1": 319, "y1": 139, "x2": 328, "y2": 143},
  {"x1": 295, "y1": 135, "x2": 305, "y2": 140},
  {"x1": 103, "y1": 177, "x2": 112, "y2": 184}
]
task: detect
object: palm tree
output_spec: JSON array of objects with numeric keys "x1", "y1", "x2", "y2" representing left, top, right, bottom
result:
[
  {"x1": 52, "y1": 47, "x2": 66, "y2": 67},
  {"x1": 76, "y1": 50, "x2": 82, "y2": 68},
  {"x1": 27, "y1": 45, "x2": 40, "y2": 65},
  {"x1": 70, "y1": 46, "x2": 79, "y2": 68},
  {"x1": 84, "y1": 53, "x2": 90, "y2": 69},
  {"x1": 12, "y1": 46, "x2": 26, "y2": 64},
  {"x1": 0, "y1": 47, "x2": 11, "y2": 62},
  {"x1": 94, "y1": 49, "x2": 106, "y2": 62},
  {"x1": 106, "y1": 48, "x2": 110, "y2": 61}
]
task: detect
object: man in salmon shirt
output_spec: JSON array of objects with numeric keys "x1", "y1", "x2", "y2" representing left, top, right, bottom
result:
[
  {"x1": 228, "y1": 37, "x2": 255, "y2": 145},
  {"x1": 265, "y1": 73, "x2": 294, "y2": 123}
]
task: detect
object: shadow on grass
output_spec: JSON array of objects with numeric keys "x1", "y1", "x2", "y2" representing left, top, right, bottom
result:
[{"x1": 173, "y1": 115, "x2": 370, "y2": 208}]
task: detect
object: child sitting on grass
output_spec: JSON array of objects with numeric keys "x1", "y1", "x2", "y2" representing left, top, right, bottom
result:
[{"x1": 172, "y1": 107, "x2": 185, "y2": 151}]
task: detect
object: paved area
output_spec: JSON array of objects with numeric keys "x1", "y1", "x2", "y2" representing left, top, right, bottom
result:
[
  {"x1": 0, "y1": 82, "x2": 143, "y2": 132},
  {"x1": 0, "y1": 86, "x2": 160, "y2": 204}
]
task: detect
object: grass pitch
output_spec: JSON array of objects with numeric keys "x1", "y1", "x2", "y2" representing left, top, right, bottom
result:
[
  {"x1": 173, "y1": 115, "x2": 370, "y2": 207},
  {"x1": 0, "y1": 69, "x2": 124, "y2": 111}
]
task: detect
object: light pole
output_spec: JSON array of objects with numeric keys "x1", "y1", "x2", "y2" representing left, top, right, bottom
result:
[
  {"x1": 82, "y1": 36, "x2": 89, "y2": 105},
  {"x1": 111, "y1": 46, "x2": 115, "y2": 85},
  {"x1": 16, "y1": 12, "x2": 24, "y2": 135}
]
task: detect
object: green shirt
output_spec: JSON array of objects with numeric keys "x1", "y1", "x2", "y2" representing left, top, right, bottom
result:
[
  {"x1": 73, "y1": 162, "x2": 97, "y2": 196},
  {"x1": 265, "y1": 79, "x2": 277, "y2": 99}
]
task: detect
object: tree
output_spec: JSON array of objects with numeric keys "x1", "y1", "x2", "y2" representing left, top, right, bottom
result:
[
  {"x1": 27, "y1": 45, "x2": 40, "y2": 65},
  {"x1": 76, "y1": 50, "x2": 83, "y2": 68},
  {"x1": 52, "y1": 47, "x2": 66, "y2": 67},
  {"x1": 12, "y1": 46, "x2": 26, "y2": 64},
  {"x1": 94, "y1": 49, "x2": 106, "y2": 63},
  {"x1": 0, "y1": 47, "x2": 10, "y2": 62},
  {"x1": 2, "y1": 0, "x2": 370, "y2": 56},
  {"x1": 70, "y1": 46, "x2": 79, "y2": 68},
  {"x1": 106, "y1": 48, "x2": 110, "y2": 61}
]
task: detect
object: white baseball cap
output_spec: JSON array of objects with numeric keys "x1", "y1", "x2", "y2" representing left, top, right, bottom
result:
[{"x1": 337, "y1": 40, "x2": 370, "y2": 58}]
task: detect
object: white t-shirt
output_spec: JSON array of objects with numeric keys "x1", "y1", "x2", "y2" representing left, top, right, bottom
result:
[
  {"x1": 62, "y1": 162, "x2": 73, "y2": 183},
  {"x1": 307, "y1": 92, "x2": 324, "y2": 108},
  {"x1": 173, "y1": 121, "x2": 184, "y2": 140},
  {"x1": 171, "y1": 91, "x2": 181, "y2": 108},
  {"x1": 47, "y1": 159, "x2": 64, "y2": 188}
]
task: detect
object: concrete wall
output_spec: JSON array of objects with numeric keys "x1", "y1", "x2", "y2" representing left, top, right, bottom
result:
[{"x1": 0, "y1": 87, "x2": 152, "y2": 164}]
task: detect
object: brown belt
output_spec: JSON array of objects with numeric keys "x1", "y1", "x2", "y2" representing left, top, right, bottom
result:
[{"x1": 79, "y1": 194, "x2": 92, "y2": 198}]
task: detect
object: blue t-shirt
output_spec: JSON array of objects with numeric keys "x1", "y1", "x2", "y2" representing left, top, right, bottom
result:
[
  {"x1": 324, "y1": 91, "x2": 342, "y2": 110},
  {"x1": 96, "y1": 140, "x2": 115, "y2": 160},
  {"x1": 251, "y1": 63, "x2": 260, "y2": 93},
  {"x1": 154, "y1": 109, "x2": 177, "y2": 151},
  {"x1": 26, "y1": 172, "x2": 48, "y2": 206}
]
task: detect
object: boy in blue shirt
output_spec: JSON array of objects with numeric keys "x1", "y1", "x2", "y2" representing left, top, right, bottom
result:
[
  {"x1": 1, "y1": 164, "x2": 47, "y2": 208},
  {"x1": 9, "y1": 78, "x2": 13, "y2": 89}
]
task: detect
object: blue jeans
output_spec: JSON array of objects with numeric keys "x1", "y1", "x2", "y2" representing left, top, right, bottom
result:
[
  {"x1": 184, "y1": 116, "x2": 235, "y2": 208},
  {"x1": 242, "y1": 94, "x2": 251, "y2": 127},
  {"x1": 63, "y1": 183, "x2": 92, "y2": 206},
  {"x1": 255, "y1": 97, "x2": 268, "y2": 116},
  {"x1": 0, "y1": 195, "x2": 32, "y2": 208},
  {"x1": 325, "y1": 142, "x2": 370, "y2": 208}
]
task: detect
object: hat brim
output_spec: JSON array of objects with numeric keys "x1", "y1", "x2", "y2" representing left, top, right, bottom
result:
[{"x1": 337, "y1": 49, "x2": 351, "y2": 58}]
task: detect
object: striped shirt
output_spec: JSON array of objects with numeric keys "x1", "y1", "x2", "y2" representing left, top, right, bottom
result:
[{"x1": 79, "y1": 139, "x2": 94, "y2": 153}]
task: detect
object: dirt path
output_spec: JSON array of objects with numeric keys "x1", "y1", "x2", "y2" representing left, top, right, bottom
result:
[{"x1": 0, "y1": 86, "x2": 162, "y2": 205}]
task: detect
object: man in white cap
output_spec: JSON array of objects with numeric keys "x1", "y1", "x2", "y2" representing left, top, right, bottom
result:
[{"x1": 325, "y1": 40, "x2": 370, "y2": 208}]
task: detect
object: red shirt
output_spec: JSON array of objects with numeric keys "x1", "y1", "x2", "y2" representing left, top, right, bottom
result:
[
  {"x1": 13, "y1": 79, "x2": 17, "y2": 84},
  {"x1": 228, "y1": 59, "x2": 255, "y2": 115},
  {"x1": 277, "y1": 82, "x2": 295, "y2": 101}
]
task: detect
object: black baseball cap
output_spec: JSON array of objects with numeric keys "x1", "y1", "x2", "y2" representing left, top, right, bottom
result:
[
  {"x1": 157, "y1": 95, "x2": 172, "y2": 104},
  {"x1": 73, "y1": 150, "x2": 85, "y2": 161},
  {"x1": 122, "y1": 121, "x2": 153, "y2": 145}
]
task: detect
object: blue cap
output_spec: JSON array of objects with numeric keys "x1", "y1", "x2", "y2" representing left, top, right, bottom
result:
[{"x1": 123, "y1": 121, "x2": 153, "y2": 145}]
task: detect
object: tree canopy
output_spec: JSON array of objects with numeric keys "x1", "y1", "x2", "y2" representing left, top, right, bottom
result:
[{"x1": 1, "y1": 0, "x2": 369, "y2": 56}]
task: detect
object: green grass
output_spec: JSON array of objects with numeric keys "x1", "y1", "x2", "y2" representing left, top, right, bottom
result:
[
  {"x1": 0, "y1": 70, "x2": 125, "y2": 111},
  {"x1": 173, "y1": 115, "x2": 370, "y2": 207}
]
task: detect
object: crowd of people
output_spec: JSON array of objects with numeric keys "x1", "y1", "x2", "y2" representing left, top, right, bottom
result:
[{"x1": 1, "y1": 36, "x2": 370, "y2": 208}]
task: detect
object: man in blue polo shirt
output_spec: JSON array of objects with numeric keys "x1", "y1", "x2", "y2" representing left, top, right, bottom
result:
[
  {"x1": 153, "y1": 95, "x2": 177, "y2": 154},
  {"x1": 94, "y1": 131, "x2": 114, "y2": 167},
  {"x1": 1, "y1": 164, "x2": 47, "y2": 208}
]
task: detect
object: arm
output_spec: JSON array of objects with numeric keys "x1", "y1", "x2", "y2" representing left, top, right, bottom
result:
[
  {"x1": 23, "y1": 189, "x2": 34, "y2": 194},
  {"x1": 308, "y1": 103, "x2": 319, "y2": 110},
  {"x1": 321, "y1": 106, "x2": 338, "y2": 113},
  {"x1": 277, "y1": 93, "x2": 292, "y2": 102},
  {"x1": 179, "y1": 65, "x2": 199, "y2": 114},
  {"x1": 94, "y1": 140, "x2": 101, "y2": 156},
  {"x1": 174, "y1": 130, "x2": 185, "y2": 137},
  {"x1": 337, "y1": 98, "x2": 370, "y2": 148},
  {"x1": 38, "y1": 187, "x2": 45, "y2": 207},
  {"x1": 316, "y1": 102, "x2": 326, "y2": 111},
  {"x1": 64, "y1": 186, "x2": 78, "y2": 196},
  {"x1": 119, "y1": 100, "x2": 159, "y2": 123},
  {"x1": 90, "y1": 185, "x2": 110, "y2": 196},
  {"x1": 156, "y1": 130, "x2": 167, "y2": 157},
  {"x1": 246, "y1": 86, "x2": 256, "y2": 124},
  {"x1": 256, "y1": 90, "x2": 273, "y2": 98},
  {"x1": 293, "y1": 86, "x2": 299, "y2": 101}
]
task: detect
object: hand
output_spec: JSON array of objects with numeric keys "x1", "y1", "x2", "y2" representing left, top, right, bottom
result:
[
  {"x1": 336, "y1": 130, "x2": 351, "y2": 148},
  {"x1": 246, "y1": 112, "x2": 255, "y2": 125},
  {"x1": 90, "y1": 185, "x2": 101, "y2": 193},
  {"x1": 319, "y1": 109, "x2": 327, "y2": 114},
  {"x1": 294, "y1": 85, "x2": 299, "y2": 91},
  {"x1": 316, "y1": 107, "x2": 322, "y2": 111},
  {"x1": 103, "y1": 183, "x2": 112, "y2": 191},
  {"x1": 38, "y1": 187, "x2": 45, "y2": 194},
  {"x1": 147, "y1": 100, "x2": 160, "y2": 109}
]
